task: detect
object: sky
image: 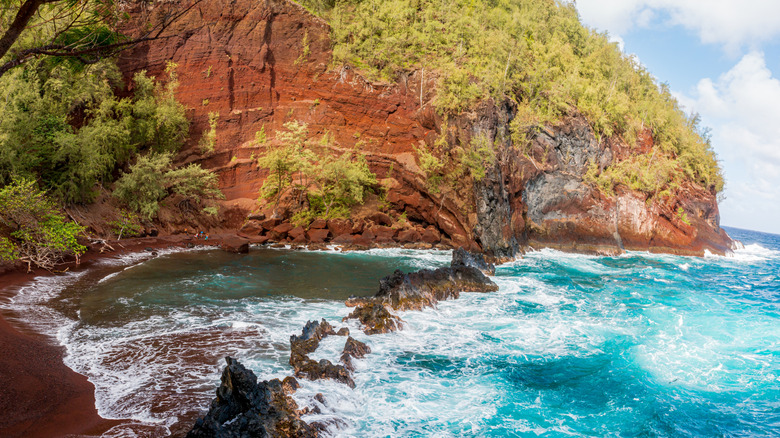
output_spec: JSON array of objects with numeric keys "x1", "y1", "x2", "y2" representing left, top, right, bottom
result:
[{"x1": 574, "y1": 0, "x2": 780, "y2": 235}]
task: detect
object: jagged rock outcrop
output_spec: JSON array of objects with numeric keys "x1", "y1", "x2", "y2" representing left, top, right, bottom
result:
[
  {"x1": 451, "y1": 247, "x2": 496, "y2": 276},
  {"x1": 340, "y1": 337, "x2": 371, "y2": 372},
  {"x1": 289, "y1": 320, "x2": 355, "y2": 388},
  {"x1": 347, "y1": 266, "x2": 497, "y2": 312},
  {"x1": 344, "y1": 249, "x2": 498, "y2": 334},
  {"x1": 187, "y1": 357, "x2": 317, "y2": 438},
  {"x1": 343, "y1": 302, "x2": 403, "y2": 335},
  {"x1": 118, "y1": 0, "x2": 733, "y2": 257}
]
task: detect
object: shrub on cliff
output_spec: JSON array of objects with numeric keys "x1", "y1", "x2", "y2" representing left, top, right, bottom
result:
[
  {"x1": 0, "y1": 178, "x2": 86, "y2": 270},
  {"x1": 257, "y1": 121, "x2": 377, "y2": 223},
  {"x1": 301, "y1": 0, "x2": 723, "y2": 196},
  {"x1": 0, "y1": 59, "x2": 189, "y2": 203},
  {"x1": 113, "y1": 153, "x2": 223, "y2": 220},
  {"x1": 257, "y1": 121, "x2": 316, "y2": 210}
]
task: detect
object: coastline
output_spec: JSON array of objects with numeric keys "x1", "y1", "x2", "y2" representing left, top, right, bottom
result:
[
  {"x1": 0, "y1": 229, "x2": 741, "y2": 437},
  {"x1": 0, "y1": 234, "x2": 226, "y2": 438}
]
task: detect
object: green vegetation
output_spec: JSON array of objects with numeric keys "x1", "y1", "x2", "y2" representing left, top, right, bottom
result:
[
  {"x1": 0, "y1": 178, "x2": 86, "y2": 270},
  {"x1": 414, "y1": 127, "x2": 496, "y2": 196},
  {"x1": 257, "y1": 121, "x2": 313, "y2": 209},
  {"x1": 255, "y1": 125, "x2": 267, "y2": 145},
  {"x1": 257, "y1": 121, "x2": 377, "y2": 224},
  {"x1": 199, "y1": 111, "x2": 220, "y2": 154},
  {"x1": 677, "y1": 207, "x2": 691, "y2": 225},
  {"x1": 0, "y1": 59, "x2": 188, "y2": 203},
  {"x1": 301, "y1": 0, "x2": 723, "y2": 197},
  {"x1": 295, "y1": 30, "x2": 311, "y2": 66},
  {"x1": 113, "y1": 153, "x2": 223, "y2": 220},
  {"x1": 0, "y1": 0, "x2": 196, "y2": 77},
  {"x1": 109, "y1": 210, "x2": 143, "y2": 240}
]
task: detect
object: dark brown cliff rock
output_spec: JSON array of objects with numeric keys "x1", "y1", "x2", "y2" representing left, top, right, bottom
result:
[{"x1": 342, "y1": 302, "x2": 403, "y2": 335}]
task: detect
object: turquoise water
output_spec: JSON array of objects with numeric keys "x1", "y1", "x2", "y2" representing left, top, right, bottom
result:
[{"x1": 4, "y1": 228, "x2": 779, "y2": 437}]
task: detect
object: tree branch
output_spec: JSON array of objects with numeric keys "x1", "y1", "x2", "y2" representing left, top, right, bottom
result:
[{"x1": 0, "y1": 0, "x2": 203, "y2": 78}]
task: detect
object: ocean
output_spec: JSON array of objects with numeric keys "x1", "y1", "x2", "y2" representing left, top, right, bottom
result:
[{"x1": 2, "y1": 226, "x2": 779, "y2": 437}]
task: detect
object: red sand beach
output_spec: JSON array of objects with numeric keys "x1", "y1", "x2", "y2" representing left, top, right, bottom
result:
[{"x1": 0, "y1": 234, "x2": 232, "y2": 437}]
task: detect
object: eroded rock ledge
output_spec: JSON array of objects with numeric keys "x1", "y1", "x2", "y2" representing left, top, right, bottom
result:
[
  {"x1": 344, "y1": 248, "x2": 498, "y2": 334},
  {"x1": 289, "y1": 320, "x2": 354, "y2": 388}
]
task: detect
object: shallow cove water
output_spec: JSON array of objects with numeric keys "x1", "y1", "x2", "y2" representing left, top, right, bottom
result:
[{"x1": 3, "y1": 227, "x2": 780, "y2": 437}]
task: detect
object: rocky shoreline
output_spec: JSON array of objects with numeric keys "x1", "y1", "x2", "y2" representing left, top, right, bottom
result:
[
  {"x1": 0, "y1": 233, "x2": 255, "y2": 438},
  {"x1": 0, "y1": 230, "x2": 741, "y2": 437},
  {"x1": 186, "y1": 248, "x2": 498, "y2": 437}
]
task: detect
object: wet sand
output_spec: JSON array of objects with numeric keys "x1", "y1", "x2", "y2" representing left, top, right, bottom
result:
[{"x1": 0, "y1": 234, "x2": 229, "y2": 437}]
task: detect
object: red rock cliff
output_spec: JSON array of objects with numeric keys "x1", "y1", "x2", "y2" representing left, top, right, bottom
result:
[{"x1": 118, "y1": 0, "x2": 733, "y2": 257}]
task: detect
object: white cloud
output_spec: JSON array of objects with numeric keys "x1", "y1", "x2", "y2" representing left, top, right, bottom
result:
[
  {"x1": 575, "y1": 0, "x2": 780, "y2": 52},
  {"x1": 677, "y1": 52, "x2": 780, "y2": 233},
  {"x1": 608, "y1": 34, "x2": 625, "y2": 52}
]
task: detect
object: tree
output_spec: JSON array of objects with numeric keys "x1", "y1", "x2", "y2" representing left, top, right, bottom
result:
[
  {"x1": 0, "y1": 177, "x2": 86, "y2": 271},
  {"x1": 256, "y1": 121, "x2": 377, "y2": 223},
  {"x1": 112, "y1": 153, "x2": 171, "y2": 219},
  {"x1": 256, "y1": 121, "x2": 316, "y2": 214},
  {"x1": 311, "y1": 151, "x2": 377, "y2": 216},
  {"x1": 113, "y1": 153, "x2": 223, "y2": 219},
  {"x1": 0, "y1": 59, "x2": 189, "y2": 202},
  {"x1": 0, "y1": 0, "x2": 201, "y2": 77}
]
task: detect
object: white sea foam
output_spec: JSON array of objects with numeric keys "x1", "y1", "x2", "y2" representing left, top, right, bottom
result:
[
  {"x1": 4, "y1": 244, "x2": 777, "y2": 437},
  {"x1": 725, "y1": 243, "x2": 780, "y2": 262}
]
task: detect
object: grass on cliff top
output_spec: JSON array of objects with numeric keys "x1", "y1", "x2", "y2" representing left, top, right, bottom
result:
[{"x1": 299, "y1": 0, "x2": 724, "y2": 196}]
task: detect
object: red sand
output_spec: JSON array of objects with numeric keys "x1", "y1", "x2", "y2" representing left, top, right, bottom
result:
[{"x1": 0, "y1": 234, "x2": 232, "y2": 437}]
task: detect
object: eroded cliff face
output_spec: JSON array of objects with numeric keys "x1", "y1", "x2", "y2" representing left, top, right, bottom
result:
[{"x1": 118, "y1": 0, "x2": 732, "y2": 257}]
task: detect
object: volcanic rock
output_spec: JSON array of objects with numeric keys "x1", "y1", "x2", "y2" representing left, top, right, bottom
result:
[
  {"x1": 367, "y1": 212, "x2": 393, "y2": 226},
  {"x1": 420, "y1": 227, "x2": 441, "y2": 244},
  {"x1": 220, "y1": 236, "x2": 250, "y2": 254},
  {"x1": 309, "y1": 219, "x2": 327, "y2": 229},
  {"x1": 342, "y1": 302, "x2": 403, "y2": 335},
  {"x1": 340, "y1": 337, "x2": 371, "y2": 372},
  {"x1": 289, "y1": 320, "x2": 355, "y2": 388},
  {"x1": 344, "y1": 249, "x2": 498, "y2": 334},
  {"x1": 307, "y1": 228, "x2": 330, "y2": 244},
  {"x1": 451, "y1": 247, "x2": 496, "y2": 276},
  {"x1": 326, "y1": 219, "x2": 352, "y2": 238},
  {"x1": 186, "y1": 357, "x2": 317, "y2": 438},
  {"x1": 396, "y1": 229, "x2": 422, "y2": 243},
  {"x1": 259, "y1": 218, "x2": 281, "y2": 231},
  {"x1": 273, "y1": 223, "x2": 294, "y2": 237},
  {"x1": 239, "y1": 219, "x2": 264, "y2": 236},
  {"x1": 288, "y1": 226, "x2": 306, "y2": 240}
]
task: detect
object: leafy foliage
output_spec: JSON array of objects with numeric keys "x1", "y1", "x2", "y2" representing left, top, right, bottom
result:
[
  {"x1": 0, "y1": 236, "x2": 17, "y2": 262},
  {"x1": 0, "y1": 178, "x2": 86, "y2": 269},
  {"x1": 302, "y1": 0, "x2": 723, "y2": 194},
  {"x1": 256, "y1": 121, "x2": 377, "y2": 222},
  {"x1": 0, "y1": 59, "x2": 189, "y2": 203},
  {"x1": 311, "y1": 151, "x2": 377, "y2": 216},
  {"x1": 0, "y1": 0, "x2": 199, "y2": 77},
  {"x1": 257, "y1": 121, "x2": 314, "y2": 207},
  {"x1": 413, "y1": 127, "x2": 496, "y2": 196},
  {"x1": 113, "y1": 153, "x2": 171, "y2": 219},
  {"x1": 166, "y1": 162, "x2": 225, "y2": 211},
  {"x1": 108, "y1": 210, "x2": 143, "y2": 239},
  {"x1": 199, "y1": 111, "x2": 219, "y2": 154},
  {"x1": 113, "y1": 153, "x2": 223, "y2": 220}
]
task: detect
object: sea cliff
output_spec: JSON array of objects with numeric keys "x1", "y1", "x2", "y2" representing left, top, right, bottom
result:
[{"x1": 114, "y1": 0, "x2": 732, "y2": 258}]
